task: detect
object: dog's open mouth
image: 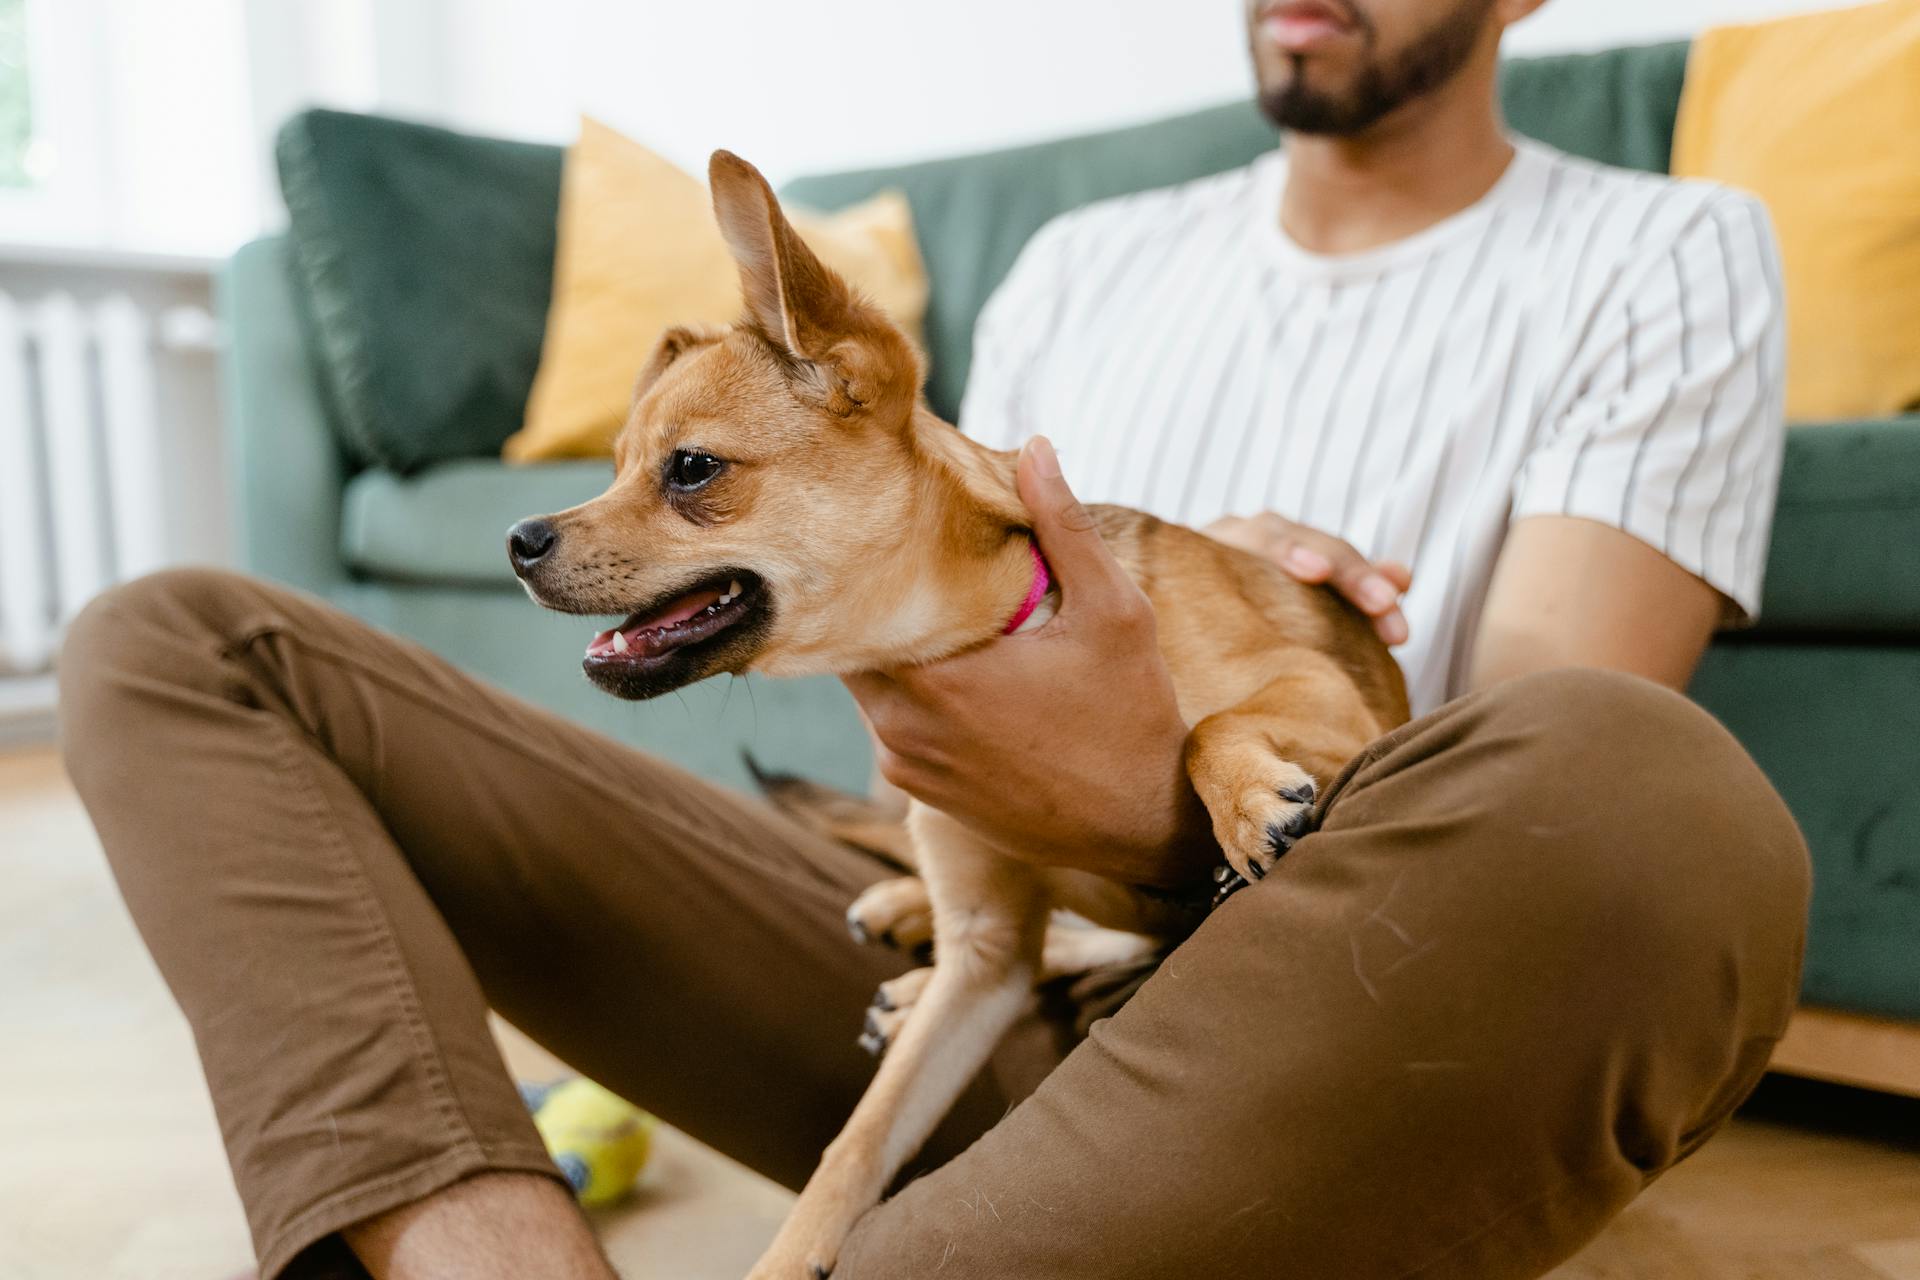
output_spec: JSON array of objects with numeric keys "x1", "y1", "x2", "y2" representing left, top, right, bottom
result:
[{"x1": 582, "y1": 570, "x2": 764, "y2": 675}]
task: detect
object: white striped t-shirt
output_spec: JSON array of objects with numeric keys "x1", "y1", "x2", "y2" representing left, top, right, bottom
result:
[{"x1": 959, "y1": 139, "x2": 1787, "y2": 716}]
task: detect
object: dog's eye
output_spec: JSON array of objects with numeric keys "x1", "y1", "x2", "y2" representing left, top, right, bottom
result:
[{"x1": 665, "y1": 449, "x2": 724, "y2": 492}]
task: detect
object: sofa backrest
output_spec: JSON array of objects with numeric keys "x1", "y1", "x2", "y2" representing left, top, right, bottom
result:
[
  {"x1": 268, "y1": 41, "x2": 1689, "y2": 467},
  {"x1": 788, "y1": 41, "x2": 1689, "y2": 422}
]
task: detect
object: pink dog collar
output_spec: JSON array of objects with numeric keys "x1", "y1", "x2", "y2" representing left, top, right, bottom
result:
[{"x1": 1002, "y1": 540, "x2": 1052, "y2": 635}]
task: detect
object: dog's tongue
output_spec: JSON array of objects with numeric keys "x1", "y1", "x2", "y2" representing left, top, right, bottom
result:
[{"x1": 586, "y1": 584, "x2": 727, "y2": 658}]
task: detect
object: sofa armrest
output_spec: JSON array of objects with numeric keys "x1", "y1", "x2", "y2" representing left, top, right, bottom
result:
[
  {"x1": 219, "y1": 235, "x2": 353, "y2": 597},
  {"x1": 1751, "y1": 416, "x2": 1920, "y2": 635}
]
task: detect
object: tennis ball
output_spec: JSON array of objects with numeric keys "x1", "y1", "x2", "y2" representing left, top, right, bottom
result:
[{"x1": 532, "y1": 1078, "x2": 656, "y2": 1208}]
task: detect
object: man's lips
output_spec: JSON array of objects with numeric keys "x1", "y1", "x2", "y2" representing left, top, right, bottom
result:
[{"x1": 1258, "y1": 0, "x2": 1356, "y2": 51}]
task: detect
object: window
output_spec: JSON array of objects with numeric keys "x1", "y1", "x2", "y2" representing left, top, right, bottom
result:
[{"x1": 0, "y1": 0, "x2": 41, "y2": 190}]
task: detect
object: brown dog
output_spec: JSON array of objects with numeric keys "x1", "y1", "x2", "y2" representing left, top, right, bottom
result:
[{"x1": 508, "y1": 151, "x2": 1408, "y2": 1278}]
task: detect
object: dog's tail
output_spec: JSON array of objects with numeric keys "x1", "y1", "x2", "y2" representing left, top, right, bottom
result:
[{"x1": 742, "y1": 752, "x2": 916, "y2": 873}]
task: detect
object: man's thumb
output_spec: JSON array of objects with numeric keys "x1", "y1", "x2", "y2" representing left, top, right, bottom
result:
[{"x1": 1018, "y1": 437, "x2": 1124, "y2": 601}]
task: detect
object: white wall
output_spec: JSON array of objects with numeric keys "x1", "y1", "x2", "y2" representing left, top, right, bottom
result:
[
  {"x1": 430, "y1": 0, "x2": 1858, "y2": 187},
  {"x1": 439, "y1": 0, "x2": 1255, "y2": 185}
]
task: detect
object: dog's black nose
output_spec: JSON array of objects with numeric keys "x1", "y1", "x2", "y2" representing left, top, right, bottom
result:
[{"x1": 507, "y1": 517, "x2": 558, "y2": 574}]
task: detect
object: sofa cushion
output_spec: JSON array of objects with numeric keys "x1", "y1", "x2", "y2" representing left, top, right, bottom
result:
[
  {"x1": 1672, "y1": 2, "x2": 1920, "y2": 421},
  {"x1": 1754, "y1": 417, "x2": 1920, "y2": 635},
  {"x1": 785, "y1": 41, "x2": 1690, "y2": 421},
  {"x1": 1500, "y1": 40, "x2": 1689, "y2": 174},
  {"x1": 505, "y1": 118, "x2": 929, "y2": 463},
  {"x1": 342, "y1": 458, "x2": 611, "y2": 586},
  {"x1": 1691, "y1": 639, "x2": 1920, "y2": 1020},
  {"x1": 277, "y1": 109, "x2": 564, "y2": 473}
]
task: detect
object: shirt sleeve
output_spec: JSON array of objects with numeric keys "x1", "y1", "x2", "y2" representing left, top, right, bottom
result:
[
  {"x1": 956, "y1": 215, "x2": 1077, "y2": 450},
  {"x1": 1511, "y1": 190, "x2": 1787, "y2": 622}
]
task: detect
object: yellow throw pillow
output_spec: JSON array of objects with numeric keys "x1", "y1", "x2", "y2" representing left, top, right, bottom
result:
[
  {"x1": 1671, "y1": 0, "x2": 1920, "y2": 421},
  {"x1": 505, "y1": 118, "x2": 928, "y2": 462}
]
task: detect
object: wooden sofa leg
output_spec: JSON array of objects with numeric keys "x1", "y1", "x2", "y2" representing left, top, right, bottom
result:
[{"x1": 1768, "y1": 1006, "x2": 1920, "y2": 1099}]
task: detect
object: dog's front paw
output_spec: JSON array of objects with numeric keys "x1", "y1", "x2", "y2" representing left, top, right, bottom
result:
[
  {"x1": 1218, "y1": 765, "x2": 1317, "y2": 884},
  {"x1": 844, "y1": 876, "x2": 933, "y2": 955}
]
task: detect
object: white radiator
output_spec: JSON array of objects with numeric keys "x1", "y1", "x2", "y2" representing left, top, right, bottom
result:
[{"x1": 0, "y1": 288, "x2": 208, "y2": 677}]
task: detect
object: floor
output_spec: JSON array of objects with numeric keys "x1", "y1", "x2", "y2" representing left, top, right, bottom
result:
[{"x1": 4, "y1": 743, "x2": 1918, "y2": 1280}]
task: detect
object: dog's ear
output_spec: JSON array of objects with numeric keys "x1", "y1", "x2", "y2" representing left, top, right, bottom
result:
[
  {"x1": 708, "y1": 150, "x2": 919, "y2": 420},
  {"x1": 631, "y1": 324, "x2": 722, "y2": 405}
]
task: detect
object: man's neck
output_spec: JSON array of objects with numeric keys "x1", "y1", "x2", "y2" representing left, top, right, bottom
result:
[{"x1": 1278, "y1": 60, "x2": 1515, "y2": 257}]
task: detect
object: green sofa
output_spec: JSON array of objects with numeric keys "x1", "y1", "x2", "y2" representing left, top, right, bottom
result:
[{"x1": 222, "y1": 42, "x2": 1920, "y2": 1022}]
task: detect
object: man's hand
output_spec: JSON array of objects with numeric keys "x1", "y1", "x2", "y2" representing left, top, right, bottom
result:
[
  {"x1": 842, "y1": 438, "x2": 1216, "y2": 889},
  {"x1": 1203, "y1": 513, "x2": 1411, "y2": 646}
]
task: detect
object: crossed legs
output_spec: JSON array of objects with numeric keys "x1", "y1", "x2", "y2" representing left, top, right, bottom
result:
[{"x1": 60, "y1": 569, "x2": 1808, "y2": 1279}]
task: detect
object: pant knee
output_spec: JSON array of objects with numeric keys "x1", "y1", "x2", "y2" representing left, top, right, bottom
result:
[
  {"x1": 1472, "y1": 670, "x2": 1808, "y2": 1042},
  {"x1": 1470, "y1": 666, "x2": 1702, "y2": 768},
  {"x1": 1474, "y1": 668, "x2": 1801, "y2": 894},
  {"x1": 57, "y1": 567, "x2": 268, "y2": 763},
  {"x1": 1318, "y1": 668, "x2": 1809, "y2": 1176},
  {"x1": 1335, "y1": 666, "x2": 1808, "y2": 1025},
  {"x1": 63, "y1": 565, "x2": 257, "y2": 660}
]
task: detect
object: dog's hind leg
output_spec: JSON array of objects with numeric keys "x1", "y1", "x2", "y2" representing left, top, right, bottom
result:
[
  {"x1": 1040, "y1": 919, "x2": 1163, "y2": 975},
  {"x1": 859, "y1": 921, "x2": 1159, "y2": 1056},
  {"x1": 746, "y1": 807, "x2": 1048, "y2": 1280},
  {"x1": 844, "y1": 875, "x2": 933, "y2": 953}
]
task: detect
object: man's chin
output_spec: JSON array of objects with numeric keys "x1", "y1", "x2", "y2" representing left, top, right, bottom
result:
[{"x1": 1258, "y1": 85, "x2": 1385, "y2": 136}]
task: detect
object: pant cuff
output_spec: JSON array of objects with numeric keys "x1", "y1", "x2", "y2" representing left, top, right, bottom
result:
[{"x1": 259, "y1": 1140, "x2": 563, "y2": 1280}]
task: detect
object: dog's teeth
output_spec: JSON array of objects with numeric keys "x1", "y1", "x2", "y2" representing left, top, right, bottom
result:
[
  {"x1": 728, "y1": 579, "x2": 742, "y2": 598},
  {"x1": 611, "y1": 630, "x2": 629, "y2": 653}
]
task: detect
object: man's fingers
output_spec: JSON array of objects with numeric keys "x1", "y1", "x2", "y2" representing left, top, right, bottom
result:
[
  {"x1": 1342, "y1": 570, "x2": 1400, "y2": 615},
  {"x1": 1280, "y1": 542, "x2": 1333, "y2": 581},
  {"x1": 1278, "y1": 530, "x2": 1383, "y2": 606},
  {"x1": 1023, "y1": 436, "x2": 1099, "y2": 533},
  {"x1": 1017, "y1": 437, "x2": 1129, "y2": 610},
  {"x1": 1270, "y1": 528, "x2": 1409, "y2": 626},
  {"x1": 1034, "y1": 477, "x2": 1403, "y2": 637}
]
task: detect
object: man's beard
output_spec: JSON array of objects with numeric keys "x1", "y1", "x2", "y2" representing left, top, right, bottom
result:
[{"x1": 1256, "y1": 0, "x2": 1495, "y2": 136}]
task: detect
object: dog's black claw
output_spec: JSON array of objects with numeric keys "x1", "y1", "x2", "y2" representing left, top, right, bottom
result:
[
  {"x1": 871, "y1": 987, "x2": 894, "y2": 1012},
  {"x1": 1265, "y1": 822, "x2": 1297, "y2": 856},
  {"x1": 864, "y1": 1009, "x2": 883, "y2": 1037},
  {"x1": 911, "y1": 941, "x2": 934, "y2": 965},
  {"x1": 1245, "y1": 858, "x2": 1266, "y2": 881},
  {"x1": 858, "y1": 1029, "x2": 886, "y2": 1057},
  {"x1": 1273, "y1": 804, "x2": 1315, "y2": 840},
  {"x1": 846, "y1": 916, "x2": 870, "y2": 945},
  {"x1": 1278, "y1": 780, "x2": 1317, "y2": 805}
]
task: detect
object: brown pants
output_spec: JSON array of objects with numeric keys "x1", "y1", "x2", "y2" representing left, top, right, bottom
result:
[{"x1": 58, "y1": 568, "x2": 1808, "y2": 1280}]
